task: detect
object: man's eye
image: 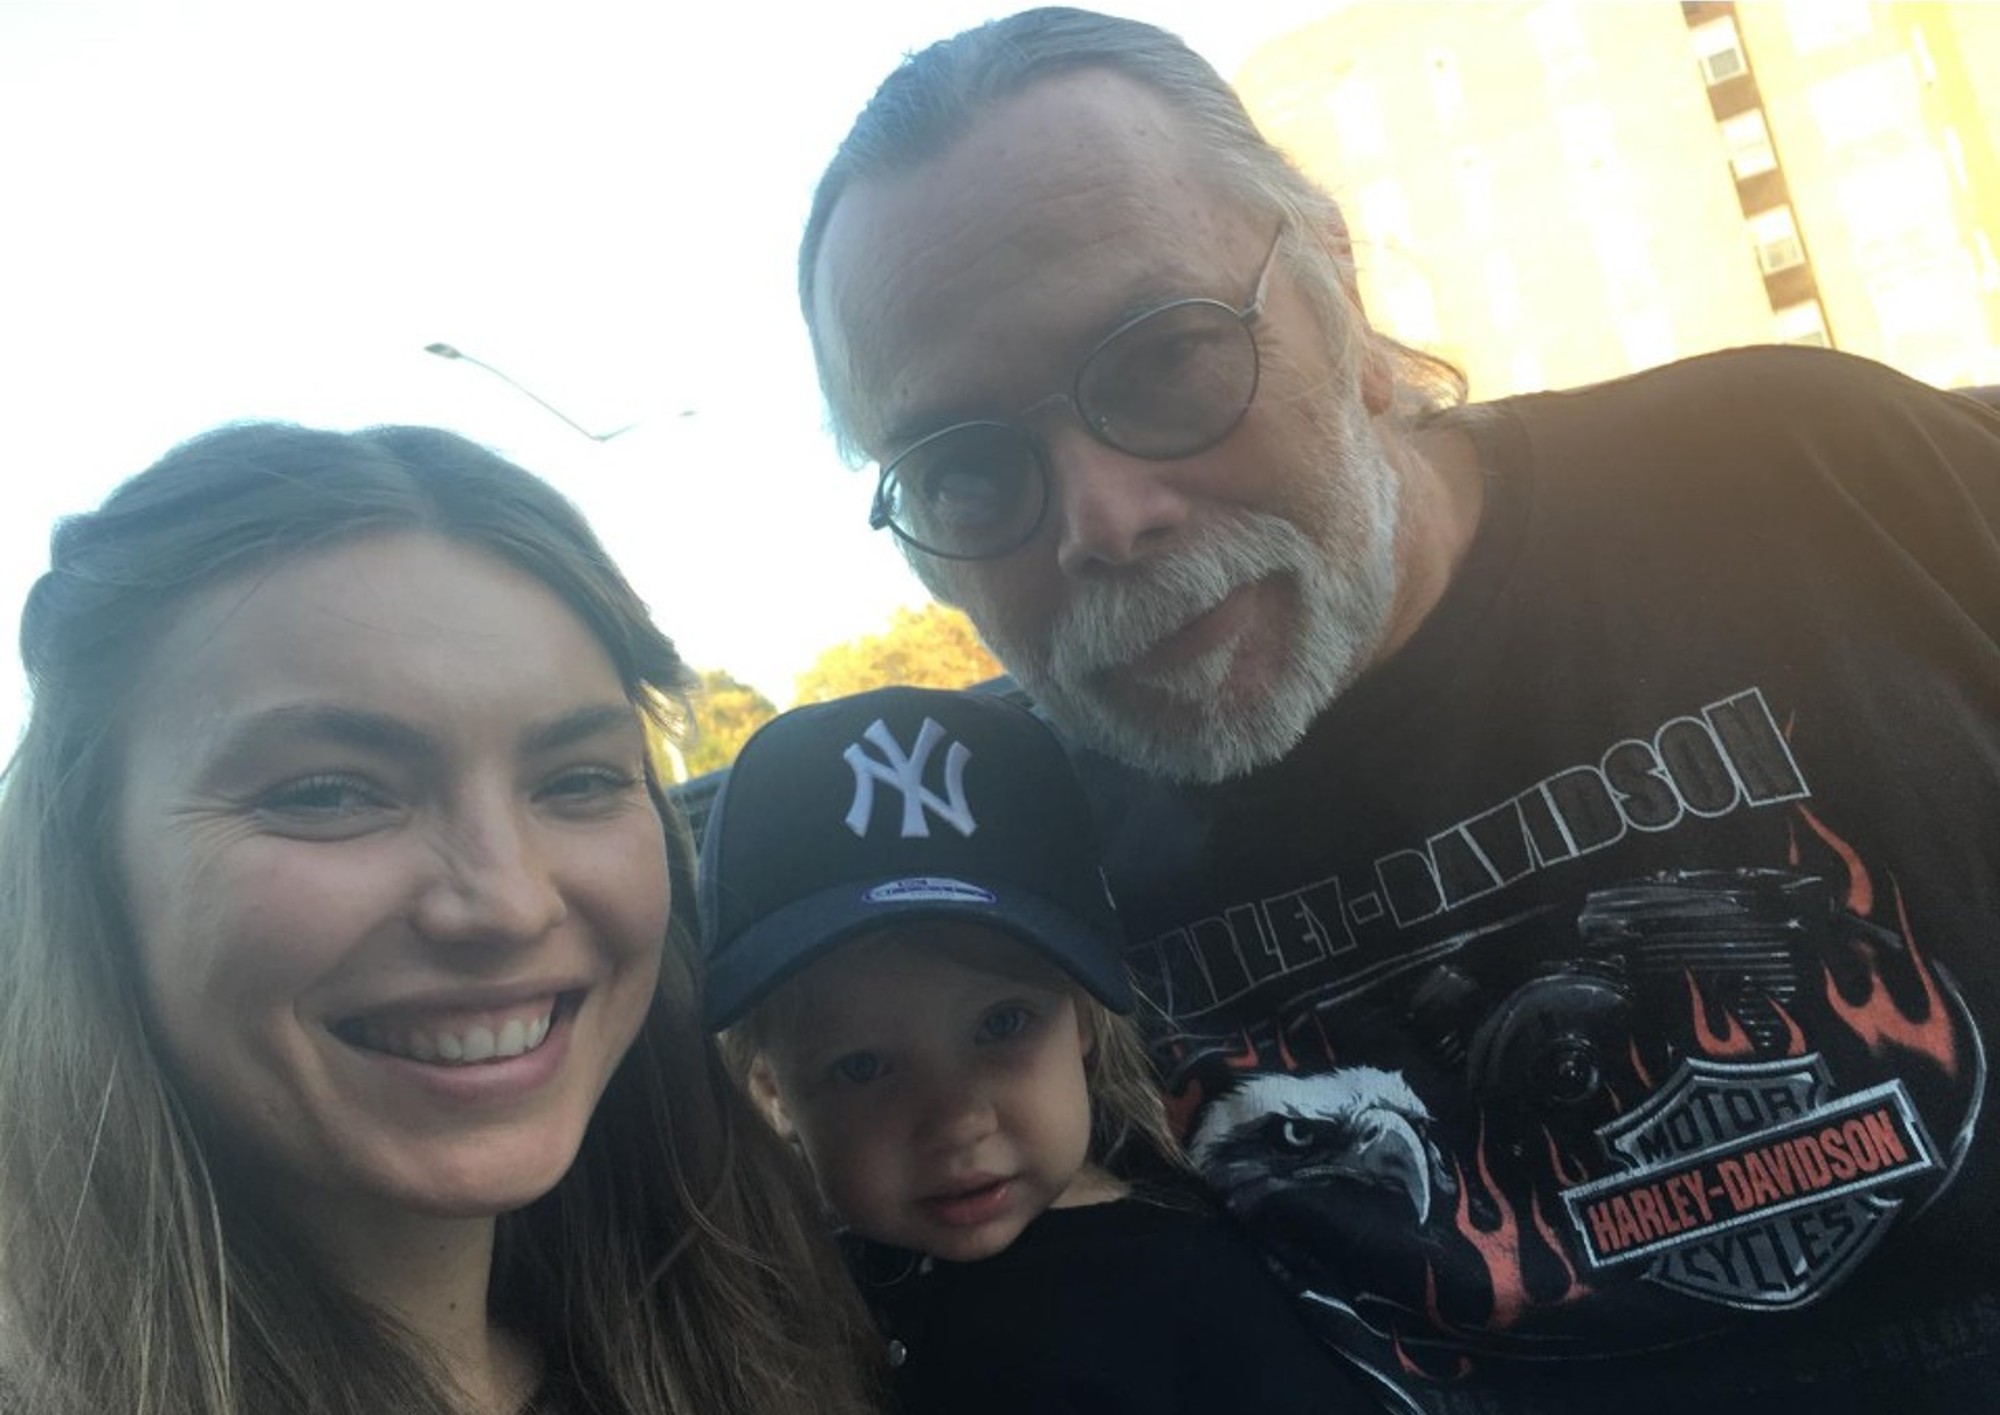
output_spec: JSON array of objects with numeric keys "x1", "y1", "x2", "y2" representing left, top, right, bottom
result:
[
  {"x1": 1101, "y1": 329, "x2": 1227, "y2": 405},
  {"x1": 1124, "y1": 330, "x2": 1210, "y2": 379},
  {"x1": 976, "y1": 1004, "x2": 1037, "y2": 1044},
  {"x1": 832, "y1": 1052, "x2": 885, "y2": 1084},
  {"x1": 910, "y1": 459, "x2": 1016, "y2": 529}
]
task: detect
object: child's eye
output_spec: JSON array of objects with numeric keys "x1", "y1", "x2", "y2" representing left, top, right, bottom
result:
[
  {"x1": 976, "y1": 1004, "x2": 1038, "y2": 1044},
  {"x1": 831, "y1": 1051, "x2": 885, "y2": 1085}
]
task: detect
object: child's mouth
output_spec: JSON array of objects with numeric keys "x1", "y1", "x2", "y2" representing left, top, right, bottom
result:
[{"x1": 921, "y1": 1177, "x2": 1013, "y2": 1227}]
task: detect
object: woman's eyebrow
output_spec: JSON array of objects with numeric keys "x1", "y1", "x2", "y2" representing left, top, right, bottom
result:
[
  {"x1": 211, "y1": 703, "x2": 437, "y2": 761},
  {"x1": 520, "y1": 702, "x2": 642, "y2": 755},
  {"x1": 201, "y1": 701, "x2": 638, "y2": 770}
]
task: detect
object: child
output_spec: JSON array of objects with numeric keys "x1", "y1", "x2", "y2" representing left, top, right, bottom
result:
[{"x1": 698, "y1": 686, "x2": 1381, "y2": 1415}]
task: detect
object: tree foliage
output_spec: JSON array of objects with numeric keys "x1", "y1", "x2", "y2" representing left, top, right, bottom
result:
[
  {"x1": 793, "y1": 603, "x2": 1004, "y2": 706},
  {"x1": 682, "y1": 668, "x2": 779, "y2": 776}
]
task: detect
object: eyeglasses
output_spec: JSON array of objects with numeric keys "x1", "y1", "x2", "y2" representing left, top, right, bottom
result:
[{"x1": 868, "y1": 227, "x2": 1285, "y2": 561}]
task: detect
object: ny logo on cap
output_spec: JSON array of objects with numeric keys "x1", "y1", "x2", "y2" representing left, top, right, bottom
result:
[{"x1": 843, "y1": 717, "x2": 976, "y2": 839}]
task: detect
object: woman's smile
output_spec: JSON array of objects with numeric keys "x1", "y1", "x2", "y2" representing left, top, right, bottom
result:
[
  {"x1": 115, "y1": 531, "x2": 670, "y2": 1230},
  {"x1": 337, "y1": 990, "x2": 576, "y2": 1064}
]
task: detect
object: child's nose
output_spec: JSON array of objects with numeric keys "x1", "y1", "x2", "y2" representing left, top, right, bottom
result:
[{"x1": 916, "y1": 1078, "x2": 997, "y2": 1150}]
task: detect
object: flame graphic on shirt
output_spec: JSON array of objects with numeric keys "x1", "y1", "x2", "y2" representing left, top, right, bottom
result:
[{"x1": 1824, "y1": 884, "x2": 1958, "y2": 1077}]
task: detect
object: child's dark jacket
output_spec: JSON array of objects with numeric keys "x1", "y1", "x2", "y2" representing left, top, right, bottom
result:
[{"x1": 848, "y1": 1195, "x2": 1382, "y2": 1414}]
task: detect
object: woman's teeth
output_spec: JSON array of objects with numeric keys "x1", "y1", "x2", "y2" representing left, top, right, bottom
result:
[{"x1": 354, "y1": 1007, "x2": 555, "y2": 1065}]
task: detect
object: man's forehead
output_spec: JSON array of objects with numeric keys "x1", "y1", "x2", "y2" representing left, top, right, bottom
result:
[{"x1": 814, "y1": 70, "x2": 1245, "y2": 451}]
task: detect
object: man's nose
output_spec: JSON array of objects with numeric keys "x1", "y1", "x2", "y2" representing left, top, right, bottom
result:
[
  {"x1": 410, "y1": 798, "x2": 568, "y2": 949},
  {"x1": 1047, "y1": 425, "x2": 1191, "y2": 576}
]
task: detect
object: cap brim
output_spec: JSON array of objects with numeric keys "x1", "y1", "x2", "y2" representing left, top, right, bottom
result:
[{"x1": 701, "y1": 878, "x2": 1134, "y2": 1030}]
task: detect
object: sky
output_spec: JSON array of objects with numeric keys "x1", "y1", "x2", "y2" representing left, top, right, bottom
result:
[{"x1": 0, "y1": 0, "x2": 1341, "y2": 749}]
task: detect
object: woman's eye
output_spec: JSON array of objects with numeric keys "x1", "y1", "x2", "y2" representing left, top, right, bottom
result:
[
  {"x1": 976, "y1": 1004, "x2": 1037, "y2": 1044},
  {"x1": 538, "y1": 764, "x2": 641, "y2": 810},
  {"x1": 831, "y1": 1052, "x2": 885, "y2": 1085},
  {"x1": 256, "y1": 774, "x2": 385, "y2": 817}
]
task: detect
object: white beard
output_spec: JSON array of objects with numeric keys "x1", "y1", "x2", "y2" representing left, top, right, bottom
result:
[{"x1": 983, "y1": 425, "x2": 1401, "y2": 784}]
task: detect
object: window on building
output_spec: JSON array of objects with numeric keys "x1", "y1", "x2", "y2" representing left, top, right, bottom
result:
[
  {"x1": 1690, "y1": 17, "x2": 1749, "y2": 86},
  {"x1": 1484, "y1": 251, "x2": 1520, "y2": 332},
  {"x1": 1370, "y1": 259, "x2": 1441, "y2": 347},
  {"x1": 1326, "y1": 77, "x2": 1387, "y2": 163},
  {"x1": 1784, "y1": 0, "x2": 1872, "y2": 54},
  {"x1": 1836, "y1": 155, "x2": 1952, "y2": 268},
  {"x1": 1773, "y1": 301, "x2": 1831, "y2": 347},
  {"x1": 1620, "y1": 308, "x2": 1677, "y2": 371},
  {"x1": 1509, "y1": 348, "x2": 1547, "y2": 395},
  {"x1": 1591, "y1": 207, "x2": 1654, "y2": 302},
  {"x1": 1455, "y1": 147, "x2": 1498, "y2": 237},
  {"x1": 1719, "y1": 110, "x2": 1778, "y2": 181},
  {"x1": 1944, "y1": 129, "x2": 1970, "y2": 191},
  {"x1": 1557, "y1": 102, "x2": 1617, "y2": 175},
  {"x1": 1808, "y1": 59, "x2": 1920, "y2": 151},
  {"x1": 1429, "y1": 50, "x2": 1463, "y2": 126},
  {"x1": 1528, "y1": 2, "x2": 1592, "y2": 82},
  {"x1": 1912, "y1": 29, "x2": 1937, "y2": 85},
  {"x1": 1748, "y1": 206, "x2": 1806, "y2": 274},
  {"x1": 1352, "y1": 179, "x2": 1414, "y2": 249}
]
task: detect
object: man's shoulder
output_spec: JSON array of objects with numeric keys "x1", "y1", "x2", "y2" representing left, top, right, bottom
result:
[
  {"x1": 1498, "y1": 345, "x2": 1936, "y2": 421},
  {"x1": 1477, "y1": 345, "x2": 1996, "y2": 514},
  {"x1": 1474, "y1": 345, "x2": 1988, "y2": 460}
]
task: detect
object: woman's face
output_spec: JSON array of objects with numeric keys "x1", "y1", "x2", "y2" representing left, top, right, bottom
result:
[{"x1": 115, "y1": 531, "x2": 668, "y2": 1237}]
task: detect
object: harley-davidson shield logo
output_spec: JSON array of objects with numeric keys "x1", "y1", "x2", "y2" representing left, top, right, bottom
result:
[{"x1": 1559, "y1": 1056, "x2": 1937, "y2": 1309}]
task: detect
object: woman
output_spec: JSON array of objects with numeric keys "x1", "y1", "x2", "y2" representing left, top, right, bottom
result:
[{"x1": 0, "y1": 424, "x2": 884, "y2": 1415}]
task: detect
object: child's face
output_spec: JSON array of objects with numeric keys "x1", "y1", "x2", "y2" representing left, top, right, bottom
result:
[{"x1": 755, "y1": 922, "x2": 1105, "y2": 1262}]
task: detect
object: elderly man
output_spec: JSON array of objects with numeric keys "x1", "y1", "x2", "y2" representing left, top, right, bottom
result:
[{"x1": 798, "y1": 9, "x2": 2000, "y2": 1413}]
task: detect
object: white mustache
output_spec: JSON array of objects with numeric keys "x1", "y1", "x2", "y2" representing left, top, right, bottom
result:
[{"x1": 1046, "y1": 513, "x2": 1318, "y2": 680}]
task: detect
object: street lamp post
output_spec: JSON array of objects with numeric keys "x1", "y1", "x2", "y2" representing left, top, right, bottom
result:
[{"x1": 423, "y1": 341, "x2": 639, "y2": 442}]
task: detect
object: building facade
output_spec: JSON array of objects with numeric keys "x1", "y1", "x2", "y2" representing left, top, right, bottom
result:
[{"x1": 1235, "y1": 1, "x2": 2000, "y2": 396}]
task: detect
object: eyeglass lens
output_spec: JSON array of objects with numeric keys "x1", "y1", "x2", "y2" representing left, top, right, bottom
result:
[
  {"x1": 1076, "y1": 300, "x2": 1260, "y2": 457},
  {"x1": 882, "y1": 423, "x2": 1046, "y2": 561},
  {"x1": 882, "y1": 298, "x2": 1259, "y2": 558}
]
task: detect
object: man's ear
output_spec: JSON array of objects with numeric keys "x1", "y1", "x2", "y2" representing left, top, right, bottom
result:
[
  {"x1": 1361, "y1": 342, "x2": 1396, "y2": 416},
  {"x1": 1313, "y1": 205, "x2": 1364, "y2": 304},
  {"x1": 1307, "y1": 207, "x2": 1396, "y2": 417},
  {"x1": 746, "y1": 1056, "x2": 797, "y2": 1141}
]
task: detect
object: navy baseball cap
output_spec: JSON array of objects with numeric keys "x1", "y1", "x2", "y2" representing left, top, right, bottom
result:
[{"x1": 698, "y1": 686, "x2": 1133, "y2": 1030}]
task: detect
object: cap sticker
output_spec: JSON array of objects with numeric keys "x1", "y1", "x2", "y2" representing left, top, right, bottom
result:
[{"x1": 864, "y1": 877, "x2": 997, "y2": 906}]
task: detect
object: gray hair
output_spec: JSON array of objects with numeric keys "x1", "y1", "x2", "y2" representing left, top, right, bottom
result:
[{"x1": 798, "y1": 6, "x2": 1463, "y2": 462}]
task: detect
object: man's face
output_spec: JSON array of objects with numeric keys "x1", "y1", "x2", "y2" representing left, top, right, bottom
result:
[{"x1": 813, "y1": 70, "x2": 1402, "y2": 783}]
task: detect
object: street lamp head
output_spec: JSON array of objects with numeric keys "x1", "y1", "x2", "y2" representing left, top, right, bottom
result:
[{"x1": 421, "y1": 339, "x2": 640, "y2": 443}]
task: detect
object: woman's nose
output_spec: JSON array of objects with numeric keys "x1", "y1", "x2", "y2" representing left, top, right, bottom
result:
[{"x1": 410, "y1": 799, "x2": 568, "y2": 948}]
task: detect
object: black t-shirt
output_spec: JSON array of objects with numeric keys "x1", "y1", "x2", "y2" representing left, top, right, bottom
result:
[
  {"x1": 849, "y1": 1196, "x2": 1386, "y2": 1414},
  {"x1": 1075, "y1": 347, "x2": 2000, "y2": 1414}
]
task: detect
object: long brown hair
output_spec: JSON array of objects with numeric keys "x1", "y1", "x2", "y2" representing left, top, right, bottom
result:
[{"x1": 0, "y1": 423, "x2": 883, "y2": 1415}]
